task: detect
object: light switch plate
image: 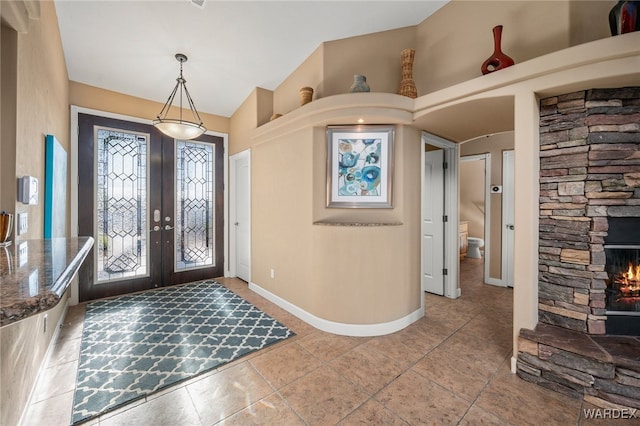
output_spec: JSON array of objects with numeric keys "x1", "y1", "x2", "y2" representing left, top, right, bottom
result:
[
  {"x1": 18, "y1": 176, "x2": 38, "y2": 205},
  {"x1": 18, "y1": 241, "x2": 28, "y2": 267},
  {"x1": 17, "y1": 213, "x2": 28, "y2": 235}
]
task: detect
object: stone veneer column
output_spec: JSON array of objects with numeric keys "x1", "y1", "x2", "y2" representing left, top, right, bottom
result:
[
  {"x1": 538, "y1": 87, "x2": 640, "y2": 335},
  {"x1": 513, "y1": 88, "x2": 640, "y2": 409}
]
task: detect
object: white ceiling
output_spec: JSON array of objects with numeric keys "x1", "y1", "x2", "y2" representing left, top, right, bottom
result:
[{"x1": 54, "y1": 0, "x2": 448, "y2": 118}]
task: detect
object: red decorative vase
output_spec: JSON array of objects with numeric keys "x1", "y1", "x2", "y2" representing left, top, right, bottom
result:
[{"x1": 481, "y1": 25, "x2": 515, "y2": 75}]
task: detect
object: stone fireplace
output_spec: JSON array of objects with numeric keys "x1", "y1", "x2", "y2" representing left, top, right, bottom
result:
[{"x1": 517, "y1": 87, "x2": 640, "y2": 409}]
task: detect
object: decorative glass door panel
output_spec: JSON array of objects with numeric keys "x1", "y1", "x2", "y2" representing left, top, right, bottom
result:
[
  {"x1": 95, "y1": 127, "x2": 149, "y2": 282},
  {"x1": 175, "y1": 140, "x2": 215, "y2": 270}
]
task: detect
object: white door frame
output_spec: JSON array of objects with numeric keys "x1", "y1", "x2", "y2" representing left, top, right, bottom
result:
[
  {"x1": 422, "y1": 132, "x2": 459, "y2": 299},
  {"x1": 69, "y1": 105, "x2": 229, "y2": 303},
  {"x1": 422, "y1": 149, "x2": 445, "y2": 296},
  {"x1": 459, "y1": 153, "x2": 492, "y2": 286},
  {"x1": 229, "y1": 149, "x2": 251, "y2": 281},
  {"x1": 502, "y1": 150, "x2": 515, "y2": 287}
]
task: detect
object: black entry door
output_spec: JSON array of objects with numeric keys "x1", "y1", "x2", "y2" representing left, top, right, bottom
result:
[{"x1": 78, "y1": 113, "x2": 224, "y2": 302}]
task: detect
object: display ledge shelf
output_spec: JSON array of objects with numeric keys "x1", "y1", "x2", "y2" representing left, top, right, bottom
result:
[
  {"x1": 252, "y1": 92, "x2": 415, "y2": 144},
  {"x1": 251, "y1": 32, "x2": 640, "y2": 145},
  {"x1": 313, "y1": 221, "x2": 403, "y2": 227}
]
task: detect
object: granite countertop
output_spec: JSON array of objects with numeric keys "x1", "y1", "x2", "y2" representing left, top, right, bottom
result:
[{"x1": 0, "y1": 237, "x2": 94, "y2": 327}]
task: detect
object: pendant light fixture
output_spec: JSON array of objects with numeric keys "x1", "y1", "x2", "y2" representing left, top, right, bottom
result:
[{"x1": 153, "y1": 53, "x2": 207, "y2": 140}]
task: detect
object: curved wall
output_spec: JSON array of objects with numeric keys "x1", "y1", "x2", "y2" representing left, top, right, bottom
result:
[
  {"x1": 244, "y1": 33, "x2": 640, "y2": 344},
  {"x1": 227, "y1": 1, "x2": 636, "y2": 340},
  {"x1": 248, "y1": 104, "x2": 422, "y2": 333}
]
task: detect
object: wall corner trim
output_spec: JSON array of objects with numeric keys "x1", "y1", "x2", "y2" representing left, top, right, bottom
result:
[{"x1": 248, "y1": 282, "x2": 424, "y2": 337}]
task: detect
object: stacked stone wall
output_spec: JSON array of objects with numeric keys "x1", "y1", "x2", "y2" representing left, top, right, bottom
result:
[
  {"x1": 516, "y1": 87, "x2": 640, "y2": 410},
  {"x1": 538, "y1": 87, "x2": 640, "y2": 335},
  {"x1": 517, "y1": 324, "x2": 640, "y2": 408}
]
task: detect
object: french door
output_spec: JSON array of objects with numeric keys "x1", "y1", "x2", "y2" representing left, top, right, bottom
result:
[{"x1": 78, "y1": 113, "x2": 224, "y2": 302}]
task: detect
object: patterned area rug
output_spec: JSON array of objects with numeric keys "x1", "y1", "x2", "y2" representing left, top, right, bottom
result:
[{"x1": 71, "y1": 280, "x2": 294, "y2": 424}]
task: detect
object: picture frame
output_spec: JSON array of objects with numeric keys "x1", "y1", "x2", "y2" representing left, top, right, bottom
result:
[{"x1": 326, "y1": 125, "x2": 394, "y2": 208}]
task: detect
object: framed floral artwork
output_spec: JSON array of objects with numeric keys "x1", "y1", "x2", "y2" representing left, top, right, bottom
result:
[{"x1": 326, "y1": 125, "x2": 394, "y2": 208}]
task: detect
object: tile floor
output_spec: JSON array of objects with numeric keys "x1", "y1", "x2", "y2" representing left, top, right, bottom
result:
[{"x1": 22, "y1": 258, "x2": 605, "y2": 425}]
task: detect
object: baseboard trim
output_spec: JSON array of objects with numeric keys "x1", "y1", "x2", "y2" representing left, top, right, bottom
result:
[
  {"x1": 248, "y1": 282, "x2": 424, "y2": 337},
  {"x1": 485, "y1": 277, "x2": 506, "y2": 287}
]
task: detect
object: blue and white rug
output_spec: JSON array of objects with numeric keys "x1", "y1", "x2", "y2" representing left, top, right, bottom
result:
[{"x1": 71, "y1": 280, "x2": 294, "y2": 424}]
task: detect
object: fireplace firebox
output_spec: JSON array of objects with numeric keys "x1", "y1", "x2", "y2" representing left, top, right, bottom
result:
[{"x1": 604, "y1": 218, "x2": 640, "y2": 335}]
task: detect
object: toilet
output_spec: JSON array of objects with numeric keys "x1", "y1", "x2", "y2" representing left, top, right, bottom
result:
[{"x1": 467, "y1": 237, "x2": 484, "y2": 258}]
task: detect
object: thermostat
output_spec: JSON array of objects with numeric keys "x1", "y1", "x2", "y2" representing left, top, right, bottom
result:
[
  {"x1": 18, "y1": 176, "x2": 39, "y2": 205},
  {"x1": 490, "y1": 185, "x2": 502, "y2": 194}
]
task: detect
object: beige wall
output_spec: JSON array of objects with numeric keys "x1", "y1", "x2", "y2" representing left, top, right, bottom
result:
[
  {"x1": 569, "y1": 0, "x2": 617, "y2": 46},
  {"x1": 229, "y1": 87, "x2": 271, "y2": 156},
  {"x1": 1, "y1": 25, "x2": 18, "y2": 221},
  {"x1": 415, "y1": 0, "x2": 613, "y2": 97},
  {"x1": 69, "y1": 81, "x2": 229, "y2": 135},
  {"x1": 251, "y1": 127, "x2": 315, "y2": 313},
  {"x1": 0, "y1": 3, "x2": 71, "y2": 423},
  {"x1": 251, "y1": 123, "x2": 422, "y2": 324},
  {"x1": 229, "y1": 0, "x2": 615, "y2": 156},
  {"x1": 273, "y1": 45, "x2": 324, "y2": 117},
  {"x1": 8, "y1": 0, "x2": 69, "y2": 240},
  {"x1": 461, "y1": 132, "x2": 515, "y2": 280},
  {"x1": 311, "y1": 125, "x2": 422, "y2": 323},
  {"x1": 230, "y1": 1, "x2": 629, "y2": 333},
  {"x1": 322, "y1": 27, "x2": 416, "y2": 98}
]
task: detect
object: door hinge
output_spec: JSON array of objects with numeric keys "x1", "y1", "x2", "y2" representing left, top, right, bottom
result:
[
  {"x1": 443, "y1": 215, "x2": 448, "y2": 222},
  {"x1": 443, "y1": 268, "x2": 448, "y2": 276},
  {"x1": 443, "y1": 162, "x2": 448, "y2": 170}
]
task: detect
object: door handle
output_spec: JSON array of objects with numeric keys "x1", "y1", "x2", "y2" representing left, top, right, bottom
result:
[
  {"x1": 506, "y1": 224, "x2": 514, "y2": 230},
  {"x1": 151, "y1": 225, "x2": 161, "y2": 232},
  {"x1": 164, "y1": 225, "x2": 174, "y2": 231}
]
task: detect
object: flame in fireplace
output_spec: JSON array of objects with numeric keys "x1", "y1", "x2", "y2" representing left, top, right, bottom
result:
[
  {"x1": 615, "y1": 261, "x2": 640, "y2": 298},
  {"x1": 624, "y1": 261, "x2": 640, "y2": 282}
]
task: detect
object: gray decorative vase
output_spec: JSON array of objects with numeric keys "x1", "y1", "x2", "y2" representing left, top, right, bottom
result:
[{"x1": 350, "y1": 74, "x2": 370, "y2": 92}]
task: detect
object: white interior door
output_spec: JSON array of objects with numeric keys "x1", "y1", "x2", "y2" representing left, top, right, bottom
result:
[
  {"x1": 231, "y1": 151, "x2": 251, "y2": 282},
  {"x1": 422, "y1": 149, "x2": 445, "y2": 295},
  {"x1": 502, "y1": 150, "x2": 515, "y2": 287}
]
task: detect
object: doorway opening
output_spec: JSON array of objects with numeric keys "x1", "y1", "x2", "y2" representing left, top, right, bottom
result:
[
  {"x1": 423, "y1": 131, "x2": 515, "y2": 300},
  {"x1": 459, "y1": 133, "x2": 515, "y2": 288},
  {"x1": 421, "y1": 132, "x2": 459, "y2": 299},
  {"x1": 459, "y1": 153, "x2": 491, "y2": 285},
  {"x1": 71, "y1": 108, "x2": 228, "y2": 302}
]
